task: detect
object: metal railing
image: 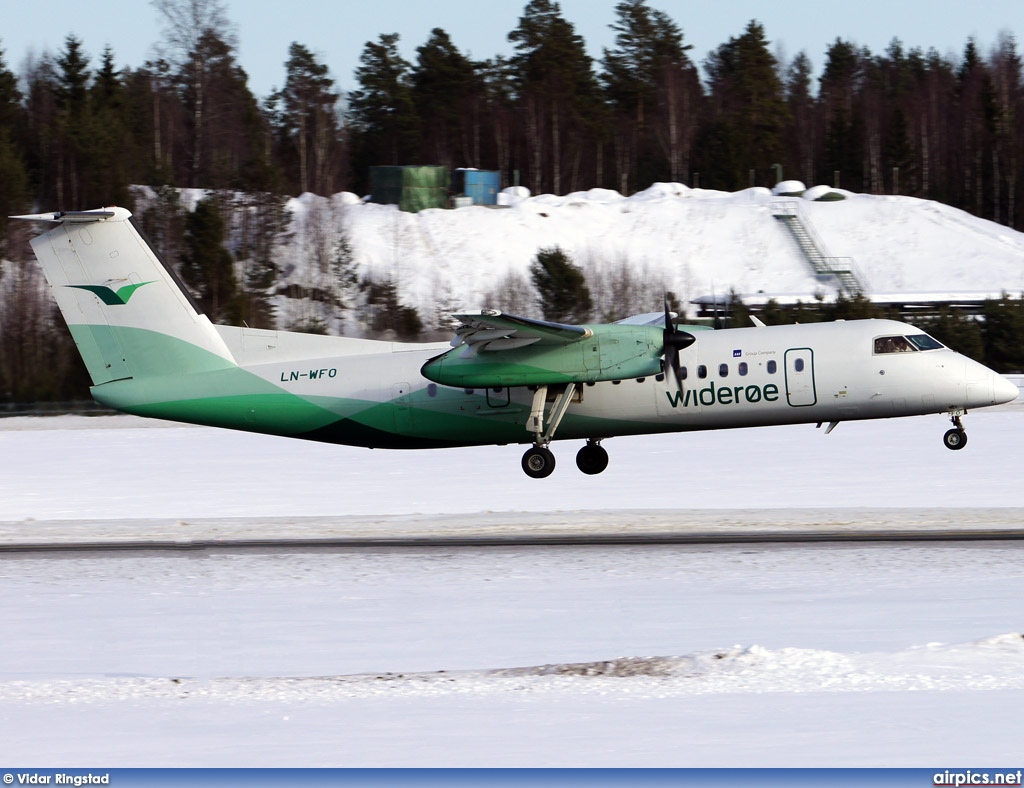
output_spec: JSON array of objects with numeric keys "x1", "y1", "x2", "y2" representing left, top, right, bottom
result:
[{"x1": 770, "y1": 199, "x2": 868, "y2": 296}]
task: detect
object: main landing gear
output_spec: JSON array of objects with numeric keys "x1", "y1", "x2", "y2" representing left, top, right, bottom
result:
[
  {"x1": 520, "y1": 383, "x2": 611, "y2": 478},
  {"x1": 522, "y1": 446, "x2": 557, "y2": 478},
  {"x1": 576, "y1": 440, "x2": 609, "y2": 475},
  {"x1": 943, "y1": 411, "x2": 968, "y2": 451},
  {"x1": 521, "y1": 440, "x2": 610, "y2": 478}
]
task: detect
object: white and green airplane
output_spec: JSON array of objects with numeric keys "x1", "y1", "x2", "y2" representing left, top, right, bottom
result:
[{"x1": 14, "y1": 206, "x2": 1019, "y2": 478}]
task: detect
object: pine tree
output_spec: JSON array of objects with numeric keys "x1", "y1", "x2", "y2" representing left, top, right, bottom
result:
[
  {"x1": 0, "y1": 42, "x2": 28, "y2": 245},
  {"x1": 411, "y1": 28, "x2": 483, "y2": 168},
  {"x1": 348, "y1": 33, "x2": 419, "y2": 189},
  {"x1": 0, "y1": 40, "x2": 22, "y2": 134},
  {"x1": 181, "y1": 197, "x2": 241, "y2": 322},
  {"x1": 152, "y1": 0, "x2": 238, "y2": 187},
  {"x1": 783, "y1": 51, "x2": 815, "y2": 184},
  {"x1": 981, "y1": 295, "x2": 1024, "y2": 372},
  {"x1": 601, "y1": 0, "x2": 699, "y2": 189},
  {"x1": 53, "y1": 34, "x2": 92, "y2": 208},
  {"x1": 87, "y1": 46, "x2": 133, "y2": 206},
  {"x1": 702, "y1": 20, "x2": 788, "y2": 190},
  {"x1": 530, "y1": 245, "x2": 592, "y2": 322},
  {"x1": 180, "y1": 30, "x2": 266, "y2": 190},
  {"x1": 508, "y1": 0, "x2": 604, "y2": 194},
  {"x1": 820, "y1": 38, "x2": 864, "y2": 190},
  {"x1": 273, "y1": 42, "x2": 343, "y2": 195}
]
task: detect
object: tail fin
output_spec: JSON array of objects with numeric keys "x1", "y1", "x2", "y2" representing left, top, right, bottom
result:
[{"x1": 13, "y1": 207, "x2": 236, "y2": 385}]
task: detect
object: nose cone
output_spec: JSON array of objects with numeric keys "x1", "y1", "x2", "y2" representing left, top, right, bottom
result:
[
  {"x1": 962, "y1": 359, "x2": 1019, "y2": 408},
  {"x1": 994, "y1": 374, "x2": 1020, "y2": 405}
]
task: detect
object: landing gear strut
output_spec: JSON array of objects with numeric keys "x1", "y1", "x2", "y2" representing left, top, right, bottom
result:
[
  {"x1": 520, "y1": 383, "x2": 611, "y2": 477},
  {"x1": 943, "y1": 412, "x2": 968, "y2": 451},
  {"x1": 520, "y1": 383, "x2": 575, "y2": 478}
]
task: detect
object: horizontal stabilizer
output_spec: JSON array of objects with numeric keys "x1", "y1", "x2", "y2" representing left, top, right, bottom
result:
[{"x1": 11, "y1": 209, "x2": 116, "y2": 223}]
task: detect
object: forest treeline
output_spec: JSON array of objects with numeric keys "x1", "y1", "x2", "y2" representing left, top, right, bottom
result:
[
  {"x1": 2, "y1": 0, "x2": 1024, "y2": 402},
  {"x1": 1, "y1": 0, "x2": 1024, "y2": 234}
]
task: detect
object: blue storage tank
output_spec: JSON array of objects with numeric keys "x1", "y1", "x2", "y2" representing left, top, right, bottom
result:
[{"x1": 456, "y1": 169, "x2": 501, "y2": 205}]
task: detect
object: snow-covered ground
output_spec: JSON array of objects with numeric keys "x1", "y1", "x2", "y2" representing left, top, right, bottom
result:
[
  {"x1": 131, "y1": 183, "x2": 1024, "y2": 333},
  {"x1": 1, "y1": 407, "x2": 1023, "y2": 766},
  {"x1": 305, "y1": 185, "x2": 1024, "y2": 311}
]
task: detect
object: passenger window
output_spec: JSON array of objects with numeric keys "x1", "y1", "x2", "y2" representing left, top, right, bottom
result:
[
  {"x1": 719, "y1": 363, "x2": 728, "y2": 378},
  {"x1": 427, "y1": 383, "x2": 438, "y2": 398},
  {"x1": 874, "y1": 335, "x2": 916, "y2": 354},
  {"x1": 767, "y1": 360, "x2": 777, "y2": 374},
  {"x1": 697, "y1": 365, "x2": 707, "y2": 379},
  {"x1": 681, "y1": 366, "x2": 688, "y2": 380},
  {"x1": 738, "y1": 362, "x2": 748, "y2": 376},
  {"x1": 794, "y1": 358, "x2": 805, "y2": 372}
]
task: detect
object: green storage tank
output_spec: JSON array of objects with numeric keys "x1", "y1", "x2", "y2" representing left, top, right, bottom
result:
[{"x1": 369, "y1": 165, "x2": 450, "y2": 212}]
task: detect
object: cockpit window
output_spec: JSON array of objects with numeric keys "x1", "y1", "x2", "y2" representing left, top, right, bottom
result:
[
  {"x1": 874, "y1": 334, "x2": 945, "y2": 354},
  {"x1": 906, "y1": 334, "x2": 945, "y2": 351},
  {"x1": 874, "y1": 335, "x2": 916, "y2": 354}
]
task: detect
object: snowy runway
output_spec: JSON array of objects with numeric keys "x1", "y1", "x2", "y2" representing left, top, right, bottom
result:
[{"x1": 1, "y1": 410, "x2": 1023, "y2": 765}]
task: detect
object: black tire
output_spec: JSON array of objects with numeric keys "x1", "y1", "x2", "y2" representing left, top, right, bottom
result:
[
  {"x1": 576, "y1": 443, "x2": 609, "y2": 475},
  {"x1": 943, "y1": 428, "x2": 968, "y2": 450},
  {"x1": 522, "y1": 446, "x2": 556, "y2": 478}
]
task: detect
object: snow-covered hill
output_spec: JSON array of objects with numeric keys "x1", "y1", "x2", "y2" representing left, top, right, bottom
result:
[{"x1": 137, "y1": 183, "x2": 1024, "y2": 333}]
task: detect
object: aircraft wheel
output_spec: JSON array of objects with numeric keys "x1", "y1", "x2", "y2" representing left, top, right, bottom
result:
[
  {"x1": 576, "y1": 442, "x2": 609, "y2": 475},
  {"x1": 522, "y1": 446, "x2": 556, "y2": 478},
  {"x1": 943, "y1": 428, "x2": 968, "y2": 450}
]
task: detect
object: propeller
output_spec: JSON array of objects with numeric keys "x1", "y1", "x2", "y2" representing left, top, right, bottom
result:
[{"x1": 662, "y1": 296, "x2": 696, "y2": 392}]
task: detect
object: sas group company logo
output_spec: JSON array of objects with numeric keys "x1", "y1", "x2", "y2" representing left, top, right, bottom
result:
[{"x1": 66, "y1": 281, "x2": 155, "y2": 306}]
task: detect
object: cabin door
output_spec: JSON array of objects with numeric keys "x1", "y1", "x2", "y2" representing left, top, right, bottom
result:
[{"x1": 784, "y1": 348, "x2": 817, "y2": 407}]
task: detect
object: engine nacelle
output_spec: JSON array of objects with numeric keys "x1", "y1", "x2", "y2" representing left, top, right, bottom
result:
[{"x1": 420, "y1": 325, "x2": 667, "y2": 387}]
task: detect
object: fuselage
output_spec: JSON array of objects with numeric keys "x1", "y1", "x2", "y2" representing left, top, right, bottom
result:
[
  {"x1": 20, "y1": 207, "x2": 1016, "y2": 478},
  {"x1": 90, "y1": 317, "x2": 1017, "y2": 450}
]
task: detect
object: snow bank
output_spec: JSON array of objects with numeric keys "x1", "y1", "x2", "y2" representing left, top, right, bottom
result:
[
  {"x1": 123, "y1": 182, "x2": 1024, "y2": 332},
  {"x1": 4, "y1": 633, "x2": 1022, "y2": 705}
]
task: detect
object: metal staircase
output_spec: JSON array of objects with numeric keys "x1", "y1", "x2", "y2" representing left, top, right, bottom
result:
[{"x1": 771, "y1": 200, "x2": 866, "y2": 296}]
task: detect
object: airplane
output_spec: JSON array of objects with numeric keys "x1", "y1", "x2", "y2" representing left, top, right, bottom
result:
[{"x1": 12, "y1": 206, "x2": 1019, "y2": 478}]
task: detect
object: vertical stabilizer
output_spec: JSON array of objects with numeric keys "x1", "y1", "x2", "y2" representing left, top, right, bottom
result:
[{"x1": 14, "y1": 207, "x2": 236, "y2": 385}]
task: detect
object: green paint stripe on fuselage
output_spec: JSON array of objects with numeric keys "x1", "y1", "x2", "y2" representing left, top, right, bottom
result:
[{"x1": 78, "y1": 323, "x2": 670, "y2": 449}]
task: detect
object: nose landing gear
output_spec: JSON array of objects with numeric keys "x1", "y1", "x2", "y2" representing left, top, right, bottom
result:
[{"x1": 943, "y1": 412, "x2": 968, "y2": 450}]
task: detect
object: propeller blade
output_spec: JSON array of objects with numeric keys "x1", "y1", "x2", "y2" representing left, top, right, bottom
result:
[{"x1": 661, "y1": 295, "x2": 695, "y2": 392}]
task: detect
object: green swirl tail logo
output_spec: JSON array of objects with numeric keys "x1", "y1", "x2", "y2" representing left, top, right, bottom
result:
[{"x1": 67, "y1": 281, "x2": 155, "y2": 305}]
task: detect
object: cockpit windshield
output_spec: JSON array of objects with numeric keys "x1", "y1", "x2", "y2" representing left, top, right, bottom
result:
[
  {"x1": 906, "y1": 334, "x2": 945, "y2": 350},
  {"x1": 873, "y1": 334, "x2": 945, "y2": 354}
]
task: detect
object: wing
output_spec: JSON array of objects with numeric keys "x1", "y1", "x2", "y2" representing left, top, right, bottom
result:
[
  {"x1": 613, "y1": 311, "x2": 674, "y2": 326},
  {"x1": 449, "y1": 309, "x2": 592, "y2": 353},
  {"x1": 423, "y1": 309, "x2": 666, "y2": 388}
]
